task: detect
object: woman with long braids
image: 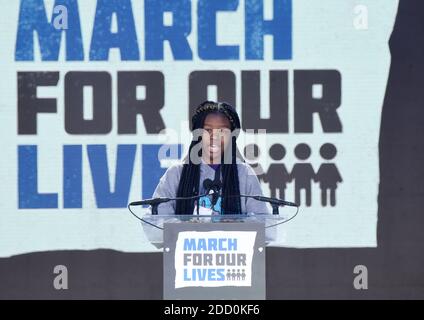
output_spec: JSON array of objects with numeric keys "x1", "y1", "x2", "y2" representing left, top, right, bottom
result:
[{"x1": 152, "y1": 100, "x2": 269, "y2": 215}]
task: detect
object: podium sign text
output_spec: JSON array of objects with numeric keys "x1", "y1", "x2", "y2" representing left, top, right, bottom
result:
[{"x1": 163, "y1": 221, "x2": 265, "y2": 300}]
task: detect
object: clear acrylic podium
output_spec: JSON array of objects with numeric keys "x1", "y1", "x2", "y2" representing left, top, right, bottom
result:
[
  {"x1": 138, "y1": 212, "x2": 287, "y2": 300},
  {"x1": 141, "y1": 213, "x2": 285, "y2": 249}
]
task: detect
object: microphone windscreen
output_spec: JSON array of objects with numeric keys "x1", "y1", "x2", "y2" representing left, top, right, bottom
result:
[{"x1": 203, "y1": 178, "x2": 213, "y2": 190}]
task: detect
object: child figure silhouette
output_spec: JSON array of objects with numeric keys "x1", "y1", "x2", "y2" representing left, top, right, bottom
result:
[
  {"x1": 226, "y1": 269, "x2": 231, "y2": 281},
  {"x1": 290, "y1": 143, "x2": 316, "y2": 206},
  {"x1": 231, "y1": 269, "x2": 236, "y2": 281},
  {"x1": 236, "y1": 269, "x2": 241, "y2": 281},
  {"x1": 316, "y1": 143, "x2": 343, "y2": 206},
  {"x1": 264, "y1": 144, "x2": 291, "y2": 199}
]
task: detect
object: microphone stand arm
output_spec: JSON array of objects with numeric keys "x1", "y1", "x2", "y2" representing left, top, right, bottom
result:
[
  {"x1": 151, "y1": 203, "x2": 159, "y2": 215},
  {"x1": 271, "y1": 203, "x2": 280, "y2": 215}
]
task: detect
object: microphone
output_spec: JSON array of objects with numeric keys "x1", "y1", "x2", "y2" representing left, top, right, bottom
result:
[
  {"x1": 129, "y1": 197, "x2": 171, "y2": 206},
  {"x1": 203, "y1": 178, "x2": 213, "y2": 193},
  {"x1": 225, "y1": 194, "x2": 298, "y2": 215},
  {"x1": 203, "y1": 178, "x2": 221, "y2": 194},
  {"x1": 250, "y1": 195, "x2": 298, "y2": 208},
  {"x1": 129, "y1": 193, "x2": 208, "y2": 215},
  {"x1": 203, "y1": 178, "x2": 222, "y2": 207}
]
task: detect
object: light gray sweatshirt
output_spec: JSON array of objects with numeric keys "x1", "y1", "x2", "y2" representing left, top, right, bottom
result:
[{"x1": 152, "y1": 159, "x2": 270, "y2": 215}]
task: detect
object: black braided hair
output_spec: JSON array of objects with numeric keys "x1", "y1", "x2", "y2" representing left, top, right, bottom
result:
[{"x1": 175, "y1": 101, "x2": 243, "y2": 215}]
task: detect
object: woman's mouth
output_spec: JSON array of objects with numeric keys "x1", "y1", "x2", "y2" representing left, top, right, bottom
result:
[{"x1": 209, "y1": 144, "x2": 220, "y2": 154}]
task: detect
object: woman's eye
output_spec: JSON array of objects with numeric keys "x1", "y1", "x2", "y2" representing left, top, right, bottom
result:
[{"x1": 204, "y1": 128, "x2": 229, "y2": 135}]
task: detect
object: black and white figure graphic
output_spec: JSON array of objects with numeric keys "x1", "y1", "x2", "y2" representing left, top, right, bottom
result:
[
  {"x1": 290, "y1": 144, "x2": 316, "y2": 207},
  {"x1": 225, "y1": 269, "x2": 246, "y2": 282},
  {"x1": 248, "y1": 143, "x2": 343, "y2": 207},
  {"x1": 226, "y1": 269, "x2": 231, "y2": 281},
  {"x1": 316, "y1": 143, "x2": 343, "y2": 206},
  {"x1": 264, "y1": 144, "x2": 291, "y2": 200}
]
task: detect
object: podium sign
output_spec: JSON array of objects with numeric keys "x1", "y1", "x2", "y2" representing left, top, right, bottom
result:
[{"x1": 163, "y1": 222, "x2": 265, "y2": 300}]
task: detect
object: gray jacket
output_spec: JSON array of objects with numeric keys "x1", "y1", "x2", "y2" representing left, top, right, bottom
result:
[{"x1": 152, "y1": 160, "x2": 270, "y2": 215}]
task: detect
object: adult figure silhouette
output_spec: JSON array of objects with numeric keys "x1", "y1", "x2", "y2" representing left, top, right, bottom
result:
[
  {"x1": 264, "y1": 144, "x2": 291, "y2": 199},
  {"x1": 290, "y1": 143, "x2": 316, "y2": 206},
  {"x1": 316, "y1": 143, "x2": 342, "y2": 206}
]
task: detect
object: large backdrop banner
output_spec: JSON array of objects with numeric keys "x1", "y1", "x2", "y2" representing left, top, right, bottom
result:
[{"x1": 0, "y1": 0, "x2": 398, "y2": 257}]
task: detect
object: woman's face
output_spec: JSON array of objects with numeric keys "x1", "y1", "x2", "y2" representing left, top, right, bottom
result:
[{"x1": 202, "y1": 113, "x2": 232, "y2": 164}]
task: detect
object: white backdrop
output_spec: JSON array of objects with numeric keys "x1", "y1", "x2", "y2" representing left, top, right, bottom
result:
[{"x1": 0, "y1": 0, "x2": 398, "y2": 257}]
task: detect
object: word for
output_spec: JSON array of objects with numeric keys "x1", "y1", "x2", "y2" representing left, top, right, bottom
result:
[{"x1": 18, "y1": 70, "x2": 342, "y2": 135}]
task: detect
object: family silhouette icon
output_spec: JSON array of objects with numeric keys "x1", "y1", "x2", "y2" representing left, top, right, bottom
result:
[{"x1": 244, "y1": 143, "x2": 343, "y2": 207}]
